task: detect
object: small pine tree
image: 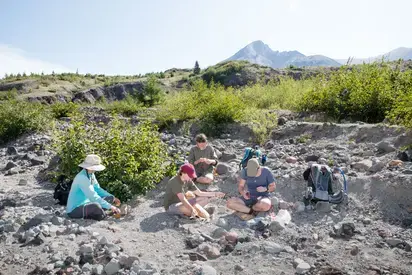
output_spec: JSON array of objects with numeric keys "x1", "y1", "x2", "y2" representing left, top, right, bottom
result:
[{"x1": 194, "y1": 61, "x2": 200, "y2": 75}]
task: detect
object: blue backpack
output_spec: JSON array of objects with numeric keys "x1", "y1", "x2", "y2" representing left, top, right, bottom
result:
[{"x1": 239, "y1": 146, "x2": 267, "y2": 170}]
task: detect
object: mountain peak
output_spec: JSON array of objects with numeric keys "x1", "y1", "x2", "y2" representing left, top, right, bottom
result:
[{"x1": 226, "y1": 40, "x2": 340, "y2": 68}]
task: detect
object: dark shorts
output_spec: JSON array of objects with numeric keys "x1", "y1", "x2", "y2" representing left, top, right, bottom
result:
[{"x1": 241, "y1": 196, "x2": 269, "y2": 207}]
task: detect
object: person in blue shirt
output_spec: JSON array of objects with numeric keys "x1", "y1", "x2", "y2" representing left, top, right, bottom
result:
[
  {"x1": 66, "y1": 154, "x2": 121, "y2": 221},
  {"x1": 226, "y1": 158, "x2": 276, "y2": 219}
]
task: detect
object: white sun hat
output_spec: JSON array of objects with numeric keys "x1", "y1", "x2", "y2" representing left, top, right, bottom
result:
[{"x1": 78, "y1": 154, "x2": 106, "y2": 171}]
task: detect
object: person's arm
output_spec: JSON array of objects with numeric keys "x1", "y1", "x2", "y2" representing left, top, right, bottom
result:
[
  {"x1": 92, "y1": 174, "x2": 112, "y2": 198},
  {"x1": 238, "y1": 169, "x2": 248, "y2": 196},
  {"x1": 78, "y1": 177, "x2": 112, "y2": 209},
  {"x1": 203, "y1": 147, "x2": 218, "y2": 166},
  {"x1": 176, "y1": 193, "x2": 197, "y2": 214},
  {"x1": 188, "y1": 147, "x2": 196, "y2": 165}
]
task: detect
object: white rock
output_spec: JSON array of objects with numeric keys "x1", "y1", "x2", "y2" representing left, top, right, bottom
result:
[
  {"x1": 352, "y1": 159, "x2": 373, "y2": 171},
  {"x1": 296, "y1": 262, "x2": 311, "y2": 274},
  {"x1": 93, "y1": 264, "x2": 104, "y2": 275},
  {"x1": 294, "y1": 201, "x2": 306, "y2": 212},
  {"x1": 98, "y1": 236, "x2": 108, "y2": 245},
  {"x1": 262, "y1": 241, "x2": 284, "y2": 254},
  {"x1": 82, "y1": 263, "x2": 93, "y2": 272},
  {"x1": 269, "y1": 209, "x2": 291, "y2": 232},
  {"x1": 104, "y1": 259, "x2": 121, "y2": 275}
]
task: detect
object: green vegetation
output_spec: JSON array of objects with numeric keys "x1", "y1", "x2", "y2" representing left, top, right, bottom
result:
[
  {"x1": 194, "y1": 61, "x2": 201, "y2": 75},
  {"x1": 137, "y1": 75, "x2": 164, "y2": 107},
  {"x1": 1, "y1": 59, "x2": 412, "y2": 199},
  {"x1": 2, "y1": 59, "x2": 412, "y2": 148},
  {"x1": 52, "y1": 116, "x2": 175, "y2": 200},
  {"x1": 201, "y1": 60, "x2": 250, "y2": 85},
  {"x1": 156, "y1": 79, "x2": 277, "y2": 143},
  {"x1": 299, "y1": 61, "x2": 412, "y2": 123},
  {"x1": 51, "y1": 102, "x2": 78, "y2": 119},
  {"x1": 0, "y1": 99, "x2": 51, "y2": 144}
]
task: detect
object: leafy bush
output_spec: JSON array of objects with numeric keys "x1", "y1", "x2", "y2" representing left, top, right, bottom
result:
[
  {"x1": 202, "y1": 61, "x2": 248, "y2": 85},
  {"x1": 240, "y1": 78, "x2": 313, "y2": 110},
  {"x1": 104, "y1": 180, "x2": 133, "y2": 202},
  {"x1": 156, "y1": 80, "x2": 244, "y2": 134},
  {"x1": 52, "y1": 116, "x2": 175, "y2": 200},
  {"x1": 101, "y1": 95, "x2": 143, "y2": 116},
  {"x1": 299, "y1": 62, "x2": 412, "y2": 123},
  {"x1": 138, "y1": 76, "x2": 164, "y2": 107},
  {"x1": 51, "y1": 102, "x2": 78, "y2": 119},
  {"x1": 0, "y1": 88, "x2": 18, "y2": 100},
  {"x1": 240, "y1": 109, "x2": 277, "y2": 144},
  {"x1": 387, "y1": 91, "x2": 412, "y2": 128},
  {"x1": 0, "y1": 99, "x2": 51, "y2": 144}
]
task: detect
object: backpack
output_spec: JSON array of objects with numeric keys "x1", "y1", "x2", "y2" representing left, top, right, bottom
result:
[
  {"x1": 239, "y1": 146, "x2": 267, "y2": 170},
  {"x1": 303, "y1": 164, "x2": 347, "y2": 205},
  {"x1": 53, "y1": 176, "x2": 72, "y2": 206}
]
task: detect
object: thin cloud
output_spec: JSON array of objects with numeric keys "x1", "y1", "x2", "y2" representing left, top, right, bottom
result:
[{"x1": 0, "y1": 44, "x2": 72, "y2": 77}]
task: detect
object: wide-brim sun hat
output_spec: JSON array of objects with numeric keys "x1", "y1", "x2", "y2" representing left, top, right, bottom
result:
[{"x1": 78, "y1": 154, "x2": 106, "y2": 171}]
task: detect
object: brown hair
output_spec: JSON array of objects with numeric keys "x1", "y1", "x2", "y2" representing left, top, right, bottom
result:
[{"x1": 195, "y1": 133, "x2": 207, "y2": 143}]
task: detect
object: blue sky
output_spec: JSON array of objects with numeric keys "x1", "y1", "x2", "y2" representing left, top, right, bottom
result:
[{"x1": 0, "y1": 0, "x2": 411, "y2": 76}]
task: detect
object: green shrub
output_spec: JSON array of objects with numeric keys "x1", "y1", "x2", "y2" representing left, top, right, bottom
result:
[
  {"x1": 241, "y1": 78, "x2": 314, "y2": 110},
  {"x1": 387, "y1": 91, "x2": 412, "y2": 128},
  {"x1": 138, "y1": 76, "x2": 164, "y2": 107},
  {"x1": 0, "y1": 88, "x2": 18, "y2": 100},
  {"x1": 104, "y1": 180, "x2": 133, "y2": 202},
  {"x1": 100, "y1": 95, "x2": 143, "y2": 116},
  {"x1": 240, "y1": 109, "x2": 277, "y2": 144},
  {"x1": 202, "y1": 61, "x2": 248, "y2": 85},
  {"x1": 299, "y1": 62, "x2": 412, "y2": 123},
  {"x1": 0, "y1": 99, "x2": 51, "y2": 144},
  {"x1": 52, "y1": 116, "x2": 175, "y2": 199},
  {"x1": 51, "y1": 102, "x2": 78, "y2": 119}
]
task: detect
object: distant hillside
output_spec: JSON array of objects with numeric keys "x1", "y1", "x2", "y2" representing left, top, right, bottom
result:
[
  {"x1": 226, "y1": 40, "x2": 341, "y2": 68},
  {"x1": 336, "y1": 47, "x2": 412, "y2": 65}
]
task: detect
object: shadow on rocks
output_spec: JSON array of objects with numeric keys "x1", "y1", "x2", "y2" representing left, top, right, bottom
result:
[{"x1": 140, "y1": 212, "x2": 182, "y2": 233}]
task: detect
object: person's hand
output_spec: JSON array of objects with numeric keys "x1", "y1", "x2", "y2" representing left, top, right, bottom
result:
[
  {"x1": 242, "y1": 191, "x2": 250, "y2": 200},
  {"x1": 194, "y1": 158, "x2": 204, "y2": 165},
  {"x1": 191, "y1": 207, "x2": 198, "y2": 217},
  {"x1": 111, "y1": 206, "x2": 121, "y2": 214},
  {"x1": 113, "y1": 198, "x2": 121, "y2": 206},
  {"x1": 205, "y1": 159, "x2": 215, "y2": 165},
  {"x1": 256, "y1": 186, "x2": 268, "y2": 192},
  {"x1": 214, "y1": 192, "x2": 225, "y2": 198}
]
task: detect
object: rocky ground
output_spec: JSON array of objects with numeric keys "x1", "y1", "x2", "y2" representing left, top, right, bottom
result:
[{"x1": 1, "y1": 119, "x2": 412, "y2": 275}]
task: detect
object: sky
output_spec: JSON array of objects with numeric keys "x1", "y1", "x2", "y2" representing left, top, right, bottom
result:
[{"x1": 0, "y1": 0, "x2": 411, "y2": 76}]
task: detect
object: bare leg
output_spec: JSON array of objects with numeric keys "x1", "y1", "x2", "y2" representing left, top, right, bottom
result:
[
  {"x1": 176, "y1": 197, "x2": 210, "y2": 219},
  {"x1": 196, "y1": 173, "x2": 214, "y2": 185},
  {"x1": 252, "y1": 197, "x2": 272, "y2": 212},
  {"x1": 226, "y1": 197, "x2": 251, "y2": 214}
]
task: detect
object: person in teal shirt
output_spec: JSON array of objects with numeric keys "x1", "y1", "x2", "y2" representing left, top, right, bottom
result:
[{"x1": 66, "y1": 154, "x2": 121, "y2": 220}]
